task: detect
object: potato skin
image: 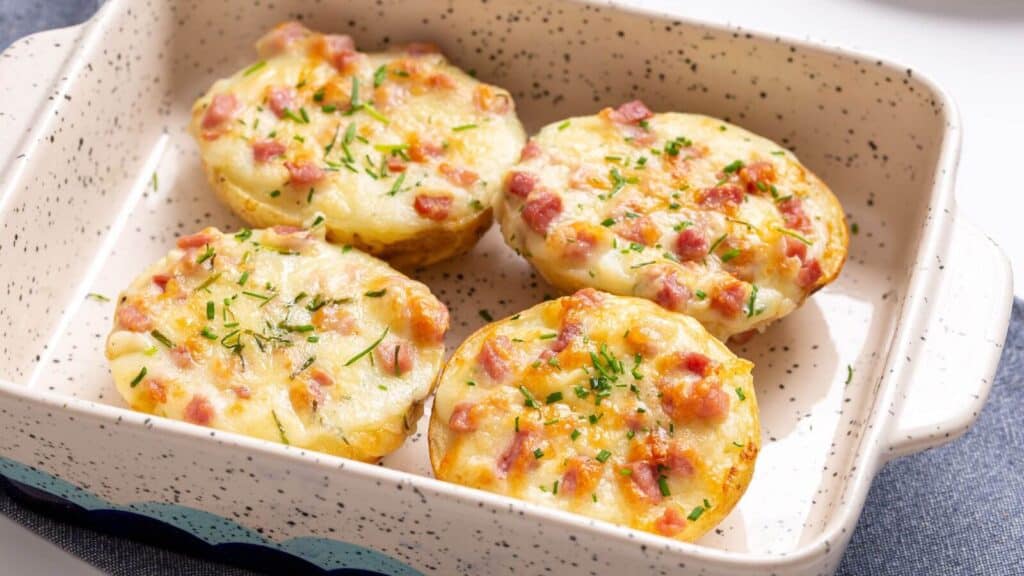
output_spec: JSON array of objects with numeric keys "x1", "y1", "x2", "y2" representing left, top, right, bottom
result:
[
  {"x1": 498, "y1": 105, "x2": 848, "y2": 341},
  {"x1": 429, "y1": 289, "x2": 760, "y2": 542},
  {"x1": 191, "y1": 22, "x2": 526, "y2": 267},
  {"x1": 105, "y1": 225, "x2": 450, "y2": 461}
]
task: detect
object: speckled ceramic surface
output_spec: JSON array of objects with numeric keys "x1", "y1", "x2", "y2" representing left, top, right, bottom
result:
[{"x1": 0, "y1": 1, "x2": 1012, "y2": 575}]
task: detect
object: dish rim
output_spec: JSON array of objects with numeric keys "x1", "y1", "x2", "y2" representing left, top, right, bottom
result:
[{"x1": 0, "y1": 0, "x2": 974, "y2": 569}]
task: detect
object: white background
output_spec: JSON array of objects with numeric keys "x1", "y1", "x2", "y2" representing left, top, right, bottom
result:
[{"x1": 1, "y1": 0, "x2": 1020, "y2": 573}]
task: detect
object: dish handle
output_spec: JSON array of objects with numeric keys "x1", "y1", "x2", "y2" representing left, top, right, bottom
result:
[
  {"x1": 884, "y1": 214, "x2": 1013, "y2": 461},
  {"x1": 0, "y1": 24, "x2": 86, "y2": 166}
]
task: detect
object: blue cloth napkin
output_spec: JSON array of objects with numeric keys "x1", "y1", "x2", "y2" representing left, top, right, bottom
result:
[{"x1": 1, "y1": 4, "x2": 1021, "y2": 574}]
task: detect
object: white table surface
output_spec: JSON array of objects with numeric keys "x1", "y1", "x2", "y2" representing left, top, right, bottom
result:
[{"x1": 1, "y1": 1, "x2": 1020, "y2": 574}]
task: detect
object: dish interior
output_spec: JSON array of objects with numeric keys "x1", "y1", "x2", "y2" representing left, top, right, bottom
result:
[{"x1": 0, "y1": 0, "x2": 951, "y2": 556}]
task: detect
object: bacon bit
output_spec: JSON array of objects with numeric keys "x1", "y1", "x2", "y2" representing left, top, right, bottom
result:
[
  {"x1": 783, "y1": 235, "x2": 808, "y2": 261},
  {"x1": 558, "y1": 225, "x2": 600, "y2": 263},
  {"x1": 152, "y1": 274, "x2": 172, "y2": 292},
  {"x1": 253, "y1": 139, "x2": 287, "y2": 163},
  {"x1": 414, "y1": 193, "x2": 453, "y2": 221},
  {"x1": 505, "y1": 171, "x2": 537, "y2": 199},
  {"x1": 625, "y1": 461, "x2": 663, "y2": 502},
  {"x1": 653, "y1": 272, "x2": 690, "y2": 312},
  {"x1": 700, "y1": 184, "x2": 745, "y2": 211},
  {"x1": 315, "y1": 34, "x2": 359, "y2": 71},
  {"x1": 232, "y1": 386, "x2": 252, "y2": 399},
  {"x1": 521, "y1": 191, "x2": 563, "y2": 235},
  {"x1": 256, "y1": 21, "x2": 311, "y2": 57},
  {"x1": 519, "y1": 140, "x2": 542, "y2": 161},
  {"x1": 674, "y1": 228, "x2": 708, "y2": 262},
  {"x1": 271, "y1": 224, "x2": 305, "y2": 235},
  {"x1": 267, "y1": 86, "x2": 295, "y2": 118},
  {"x1": 374, "y1": 338, "x2": 415, "y2": 376},
  {"x1": 145, "y1": 379, "x2": 167, "y2": 404},
  {"x1": 404, "y1": 42, "x2": 441, "y2": 55},
  {"x1": 409, "y1": 296, "x2": 449, "y2": 344},
  {"x1": 449, "y1": 402, "x2": 479, "y2": 432},
  {"x1": 478, "y1": 335, "x2": 511, "y2": 381},
  {"x1": 312, "y1": 306, "x2": 356, "y2": 335},
  {"x1": 473, "y1": 84, "x2": 512, "y2": 115},
  {"x1": 169, "y1": 346, "x2": 193, "y2": 369},
  {"x1": 116, "y1": 302, "x2": 152, "y2": 332},
  {"x1": 607, "y1": 100, "x2": 654, "y2": 125},
  {"x1": 778, "y1": 197, "x2": 811, "y2": 231},
  {"x1": 176, "y1": 231, "x2": 215, "y2": 250},
  {"x1": 710, "y1": 282, "x2": 747, "y2": 317},
  {"x1": 613, "y1": 215, "x2": 660, "y2": 246},
  {"x1": 569, "y1": 287, "x2": 605, "y2": 307},
  {"x1": 310, "y1": 369, "x2": 334, "y2": 388},
  {"x1": 655, "y1": 508, "x2": 688, "y2": 537},
  {"x1": 386, "y1": 156, "x2": 407, "y2": 173},
  {"x1": 675, "y1": 352, "x2": 713, "y2": 377},
  {"x1": 739, "y1": 161, "x2": 776, "y2": 193},
  {"x1": 201, "y1": 93, "x2": 239, "y2": 131},
  {"x1": 666, "y1": 446, "x2": 696, "y2": 477},
  {"x1": 408, "y1": 140, "x2": 444, "y2": 162},
  {"x1": 184, "y1": 395, "x2": 214, "y2": 426},
  {"x1": 285, "y1": 161, "x2": 324, "y2": 186},
  {"x1": 497, "y1": 429, "x2": 536, "y2": 477},
  {"x1": 373, "y1": 83, "x2": 408, "y2": 111},
  {"x1": 427, "y1": 73, "x2": 457, "y2": 90},
  {"x1": 797, "y1": 259, "x2": 823, "y2": 288},
  {"x1": 439, "y1": 163, "x2": 479, "y2": 187},
  {"x1": 560, "y1": 456, "x2": 602, "y2": 495},
  {"x1": 661, "y1": 379, "x2": 730, "y2": 423},
  {"x1": 541, "y1": 321, "x2": 582, "y2": 361}
]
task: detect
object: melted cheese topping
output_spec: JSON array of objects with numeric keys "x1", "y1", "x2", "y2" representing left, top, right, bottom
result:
[
  {"x1": 429, "y1": 290, "x2": 759, "y2": 542},
  {"x1": 106, "y1": 225, "x2": 449, "y2": 462},
  {"x1": 190, "y1": 23, "x2": 526, "y2": 267},
  {"x1": 498, "y1": 107, "x2": 847, "y2": 340}
]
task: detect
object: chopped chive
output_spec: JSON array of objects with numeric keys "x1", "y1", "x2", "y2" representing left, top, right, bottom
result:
[
  {"x1": 291, "y1": 355, "x2": 315, "y2": 379},
  {"x1": 745, "y1": 284, "x2": 759, "y2": 318},
  {"x1": 282, "y1": 324, "x2": 315, "y2": 333},
  {"x1": 695, "y1": 289, "x2": 707, "y2": 300},
  {"x1": 600, "y1": 218, "x2": 615, "y2": 227},
  {"x1": 452, "y1": 124, "x2": 477, "y2": 132},
  {"x1": 200, "y1": 327, "x2": 218, "y2": 340},
  {"x1": 281, "y1": 108, "x2": 306, "y2": 124},
  {"x1": 344, "y1": 326, "x2": 389, "y2": 366},
  {"x1": 130, "y1": 366, "x2": 148, "y2": 388},
  {"x1": 206, "y1": 301, "x2": 215, "y2": 319},
  {"x1": 307, "y1": 335, "x2": 319, "y2": 343},
  {"x1": 845, "y1": 364, "x2": 854, "y2": 385},
  {"x1": 687, "y1": 505, "x2": 705, "y2": 521},
  {"x1": 272, "y1": 410, "x2": 289, "y2": 444},
  {"x1": 466, "y1": 380, "x2": 476, "y2": 387},
  {"x1": 533, "y1": 448, "x2": 544, "y2": 459},
  {"x1": 538, "y1": 332, "x2": 558, "y2": 340},
  {"x1": 243, "y1": 61, "x2": 266, "y2": 76},
  {"x1": 150, "y1": 330, "x2": 174, "y2": 349},
  {"x1": 349, "y1": 76, "x2": 360, "y2": 109},
  {"x1": 519, "y1": 385, "x2": 539, "y2": 408},
  {"x1": 570, "y1": 429, "x2": 581, "y2": 441},
  {"x1": 360, "y1": 103, "x2": 389, "y2": 124},
  {"x1": 557, "y1": 120, "x2": 571, "y2": 130},
  {"x1": 552, "y1": 480, "x2": 559, "y2": 495},
  {"x1": 658, "y1": 475, "x2": 671, "y2": 497},
  {"x1": 373, "y1": 64, "x2": 388, "y2": 87},
  {"x1": 732, "y1": 440, "x2": 745, "y2": 448},
  {"x1": 723, "y1": 160, "x2": 744, "y2": 174},
  {"x1": 596, "y1": 449, "x2": 612, "y2": 463},
  {"x1": 777, "y1": 226, "x2": 813, "y2": 246},
  {"x1": 269, "y1": 190, "x2": 281, "y2": 198},
  {"x1": 196, "y1": 245, "x2": 215, "y2": 265},
  {"x1": 720, "y1": 248, "x2": 740, "y2": 263},
  {"x1": 545, "y1": 391, "x2": 563, "y2": 404},
  {"x1": 86, "y1": 293, "x2": 110, "y2": 302},
  {"x1": 241, "y1": 290, "x2": 272, "y2": 302},
  {"x1": 387, "y1": 172, "x2": 406, "y2": 197},
  {"x1": 237, "y1": 271, "x2": 249, "y2": 286},
  {"x1": 234, "y1": 228, "x2": 252, "y2": 242},
  {"x1": 771, "y1": 150, "x2": 786, "y2": 156},
  {"x1": 514, "y1": 415, "x2": 520, "y2": 432},
  {"x1": 851, "y1": 222, "x2": 860, "y2": 235},
  {"x1": 736, "y1": 386, "x2": 746, "y2": 401},
  {"x1": 708, "y1": 233, "x2": 728, "y2": 254},
  {"x1": 478, "y1": 309, "x2": 494, "y2": 322},
  {"x1": 364, "y1": 289, "x2": 387, "y2": 298}
]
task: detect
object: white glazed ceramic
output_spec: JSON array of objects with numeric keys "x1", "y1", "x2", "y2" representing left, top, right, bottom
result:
[{"x1": 0, "y1": 1, "x2": 1013, "y2": 574}]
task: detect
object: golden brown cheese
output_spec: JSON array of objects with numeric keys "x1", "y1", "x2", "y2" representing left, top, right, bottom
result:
[
  {"x1": 498, "y1": 102, "x2": 848, "y2": 340},
  {"x1": 105, "y1": 224, "x2": 449, "y2": 461},
  {"x1": 190, "y1": 22, "x2": 527, "y2": 268},
  {"x1": 429, "y1": 289, "x2": 759, "y2": 542}
]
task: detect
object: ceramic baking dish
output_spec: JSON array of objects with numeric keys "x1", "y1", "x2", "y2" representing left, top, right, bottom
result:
[{"x1": 0, "y1": 0, "x2": 1012, "y2": 574}]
